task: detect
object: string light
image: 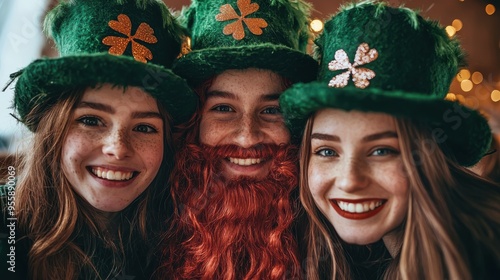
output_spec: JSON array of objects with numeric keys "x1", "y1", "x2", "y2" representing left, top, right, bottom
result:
[
  {"x1": 445, "y1": 93, "x2": 457, "y2": 101},
  {"x1": 471, "y1": 72, "x2": 483, "y2": 84},
  {"x1": 491, "y1": 90, "x2": 500, "y2": 102},
  {"x1": 486, "y1": 4, "x2": 496, "y2": 15},
  {"x1": 310, "y1": 19, "x2": 324, "y2": 33},
  {"x1": 445, "y1": 26, "x2": 456, "y2": 37},
  {"x1": 452, "y1": 19, "x2": 463, "y2": 31},
  {"x1": 457, "y1": 69, "x2": 471, "y2": 82},
  {"x1": 461, "y1": 80, "x2": 473, "y2": 92}
]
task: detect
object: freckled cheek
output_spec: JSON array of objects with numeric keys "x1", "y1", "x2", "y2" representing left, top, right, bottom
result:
[
  {"x1": 62, "y1": 132, "x2": 98, "y2": 173},
  {"x1": 381, "y1": 165, "x2": 409, "y2": 196},
  {"x1": 267, "y1": 125, "x2": 290, "y2": 144},
  {"x1": 307, "y1": 164, "x2": 331, "y2": 199},
  {"x1": 132, "y1": 137, "x2": 164, "y2": 171},
  {"x1": 199, "y1": 118, "x2": 229, "y2": 145}
]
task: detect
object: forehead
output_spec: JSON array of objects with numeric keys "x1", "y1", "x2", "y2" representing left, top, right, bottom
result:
[
  {"x1": 207, "y1": 68, "x2": 285, "y2": 101},
  {"x1": 80, "y1": 84, "x2": 159, "y2": 111},
  {"x1": 312, "y1": 108, "x2": 397, "y2": 136}
]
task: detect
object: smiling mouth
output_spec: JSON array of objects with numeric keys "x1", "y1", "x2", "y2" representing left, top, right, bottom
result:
[
  {"x1": 337, "y1": 200, "x2": 384, "y2": 213},
  {"x1": 89, "y1": 167, "x2": 137, "y2": 181},
  {"x1": 227, "y1": 157, "x2": 264, "y2": 166},
  {"x1": 330, "y1": 199, "x2": 386, "y2": 220}
]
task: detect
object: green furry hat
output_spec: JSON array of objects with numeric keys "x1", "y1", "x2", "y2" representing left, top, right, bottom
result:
[
  {"x1": 10, "y1": 0, "x2": 197, "y2": 130},
  {"x1": 280, "y1": 1, "x2": 491, "y2": 167},
  {"x1": 172, "y1": 0, "x2": 318, "y2": 87}
]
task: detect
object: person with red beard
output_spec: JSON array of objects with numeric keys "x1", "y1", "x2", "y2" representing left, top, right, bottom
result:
[{"x1": 154, "y1": 0, "x2": 318, "y2": 279}]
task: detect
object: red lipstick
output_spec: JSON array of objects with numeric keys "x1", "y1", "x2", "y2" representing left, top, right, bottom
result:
[{"x1": 329, "y1": 199, "x2": 386, "y2": 220}]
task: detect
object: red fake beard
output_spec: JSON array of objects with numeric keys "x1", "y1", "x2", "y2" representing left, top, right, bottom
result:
[{"x1": 162, "y1": 143, "x2": 302, "y2": 280}]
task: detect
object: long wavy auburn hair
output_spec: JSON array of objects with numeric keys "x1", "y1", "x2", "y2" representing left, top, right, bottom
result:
[
  {"x1": 300, "y1": 114, "x2": 500, "y2": 280},
  {"x1": 14, "y1": 86, "x2": 173, "y2": 279}
]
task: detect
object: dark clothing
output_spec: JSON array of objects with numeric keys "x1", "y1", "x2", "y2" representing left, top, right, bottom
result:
[
  {"x1": 0, "y1": 185, "x2": 156, "y2": 279},
  {"x1": 345, "y1": 240, "x2": 391, "y2": 280}
]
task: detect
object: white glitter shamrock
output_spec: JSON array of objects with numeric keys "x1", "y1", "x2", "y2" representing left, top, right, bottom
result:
[{"x1": 328, "y1": 43, "x2": 378, "y2": 89}]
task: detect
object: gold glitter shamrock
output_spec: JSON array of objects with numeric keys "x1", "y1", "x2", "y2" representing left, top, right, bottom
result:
[
  {"x1": 177, "y1": 36, "x2": 192, "y2": 58},
  {"x1": 215, "y1": 0, "x2": 268, "y2": 40},
  {"x1": 102, "y1": 14, "x2": 158, "y2": 63},
  {"x1": 328, "y1": 43, "x2": 378, "y2": 89}
]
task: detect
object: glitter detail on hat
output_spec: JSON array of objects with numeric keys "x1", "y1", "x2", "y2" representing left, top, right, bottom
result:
[
  {"x1": 102, "y1": 14, "x2": 158, "y2": 63},
  {"x1": 215, "y1": 0, "x2": 268, "y2": 40},
  {"x1": 328, "y1": 43, "x2": 378, "y2": 89}
]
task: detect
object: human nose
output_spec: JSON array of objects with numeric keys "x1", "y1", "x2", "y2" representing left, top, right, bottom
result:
[
  {"x1": 335, "y1": 156, "x2": 369, "y2": 192},
  {"x1": 231, "y1": 113, "x2": 264, "y2": 148},
  {"x1": 102, "y1": 128, "x2": 133, "y2": 160}
]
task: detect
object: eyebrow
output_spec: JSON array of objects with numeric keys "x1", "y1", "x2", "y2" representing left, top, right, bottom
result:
[
  {"x1": 311, "y1": 133, "x2": 340, "y2": 142},
  {"x1": 206, "y1": 91, "x2": 282, "y2": 102},
  {"x1": 77, "y1": 101, "x2": 162, "y2": 119},
  {"x1": 311, "y1": 131, "x2": 398, "y2": 142},
  {"x1": 78, "y1": 101, "x2": 114, "y2": 114}
]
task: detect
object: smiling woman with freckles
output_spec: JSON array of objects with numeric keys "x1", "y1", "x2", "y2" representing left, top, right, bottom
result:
[
  {"x1": 0, "y1": 0, "x2": 197, "y2": 279},
  {"x1": 280, "y1": 2, "x2": 500, "y2": 279}
]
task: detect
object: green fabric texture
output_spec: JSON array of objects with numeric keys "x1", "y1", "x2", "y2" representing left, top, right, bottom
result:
[
  {"x1": 11, "y1": 0, "x2": 197, "y2": 130},
  {"x1": 172, "y1": 0, "x2": 319, "y2": 86},
  {"x1": 280, "y1": 1, "x2": 492, "y2": 167}
]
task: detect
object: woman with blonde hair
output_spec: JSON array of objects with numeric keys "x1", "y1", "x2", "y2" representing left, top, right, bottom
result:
[
  {"x1": 280, "y1": 2, "x2": 500, "y2": 279},
  {"x1": 0, "y1": 0, "x2": 196, "y2": 279}
]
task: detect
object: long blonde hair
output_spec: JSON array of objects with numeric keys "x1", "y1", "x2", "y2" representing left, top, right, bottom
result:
[
  {"x1": 15, "y1": 87, "x2": 173, "y2": 279},
  {"x1": 300, "y1": 114, "x2": 500, "y2": 280}
]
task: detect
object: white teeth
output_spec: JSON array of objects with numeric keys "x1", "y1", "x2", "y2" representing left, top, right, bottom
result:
[
  {"x1": 337, "y1": 200, "x2": 383, "y2": 213},
  {"x1": 91, "y1": 167, "x2": 134, "y2": 181},
  {"x1": 228, "y1": 157, "x2": 262, "y2": 166}
]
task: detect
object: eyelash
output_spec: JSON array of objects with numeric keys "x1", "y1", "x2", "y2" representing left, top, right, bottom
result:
[
  {"x1": 77, "y1": 116, "x2": 103, "y2": 127},
  {"x1": 371, "y1": 147, "x2": 399, "y2": 156},
  {"x1": 314, "y1": 147, "x2": 399, "y2": 157},
  {"x1": 315, "y1": 148, "x2": 338, "y2": 157},
  {"x1": 133, "y1": 124, "x2": 158, "y2": 133},
  {"x1": 210, "y1": 105, "x2": 234, "y2": 112},
  {"x1": 76, "y1": 116, "x2": 158, "y2": 133},
  {"x1": 262, "y1": 106, "x2": 281, "y2": 115},
  {"x1": 209, "y1": 105, "x2": 281, "y2": 114}
]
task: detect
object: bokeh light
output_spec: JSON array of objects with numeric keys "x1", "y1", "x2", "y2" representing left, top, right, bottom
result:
[
  {"x1": 445, "y1": 26, "x2": 456, "y2": 37},
  {"x1": 445, "y1": 93, "x2": 457, "y2": 101},
  {"x1": 471, "y1": 71, "x2": 483, "y2": 84},
  {"x1": 452, "y1": 19, "x2": 463, "y2": 31},
  {"x1": 310, "y1": 19, "x2": 324, "y2": 33},
  {"x1": 457, "y1": 69, "x2": 471, "y2": 82},
  {"x1": 486, "y1": 4, "x2": 496, "y2": 15},
  {"x1": 460, "y1": 80, "x2": 473, "y2": 92},
  {"x1": 492, "y1": 90, "x2": 500, "y2": 102}
]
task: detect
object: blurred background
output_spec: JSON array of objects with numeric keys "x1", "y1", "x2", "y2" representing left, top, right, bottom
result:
[{"x1": 0, "y1": 0, "x2": 499, "y2": 154}]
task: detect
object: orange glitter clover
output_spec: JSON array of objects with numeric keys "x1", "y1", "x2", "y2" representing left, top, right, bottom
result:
[
  {"x1": 215, "y1": 0, "x2": 268, "y2": 40},
  {"x1": 328, "y1": 43, "x2": 378, "y2": 89},
  {"x1": 102, "y1": 14, "x2": 158, "y2": 63}
]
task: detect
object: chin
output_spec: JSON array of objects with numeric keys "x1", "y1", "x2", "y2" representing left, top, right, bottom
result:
[{"x1": 337, "y1": 232, "x2": 381, "y2": 245}]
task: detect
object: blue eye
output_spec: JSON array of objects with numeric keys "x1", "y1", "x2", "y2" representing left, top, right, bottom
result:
[
  {"x1": 137, "y1": 125, "x2": 158, "y2": 133},
  {"x1": 371, "y1": 148, "x2": 398, "y2": 156},
  {"x1": 77, "y1": 116, "x2": 102, "y2": 127},
  {"x1": 211, "y1": 105, "x2": 234, "y2": 112},
  {"x1": 134, "y1": 124, "x2": 158, "y2": 133},
  {"x1": 316, "y1": 149, "x2": 337, "y2": 157},
  {"x1": 262, "y1": 106, "x2": 281, "y2": 114}
]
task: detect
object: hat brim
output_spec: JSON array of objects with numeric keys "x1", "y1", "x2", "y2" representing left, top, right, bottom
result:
[
  {"x1": 172, "y1": 43, "x2": 318, "y2": 87},
  {"x1": 14, "y1": 53, "x2": 197, "y2": 129},
  {"x1": 280, "y1": 82, "x2": 492, "y2": 167}
]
